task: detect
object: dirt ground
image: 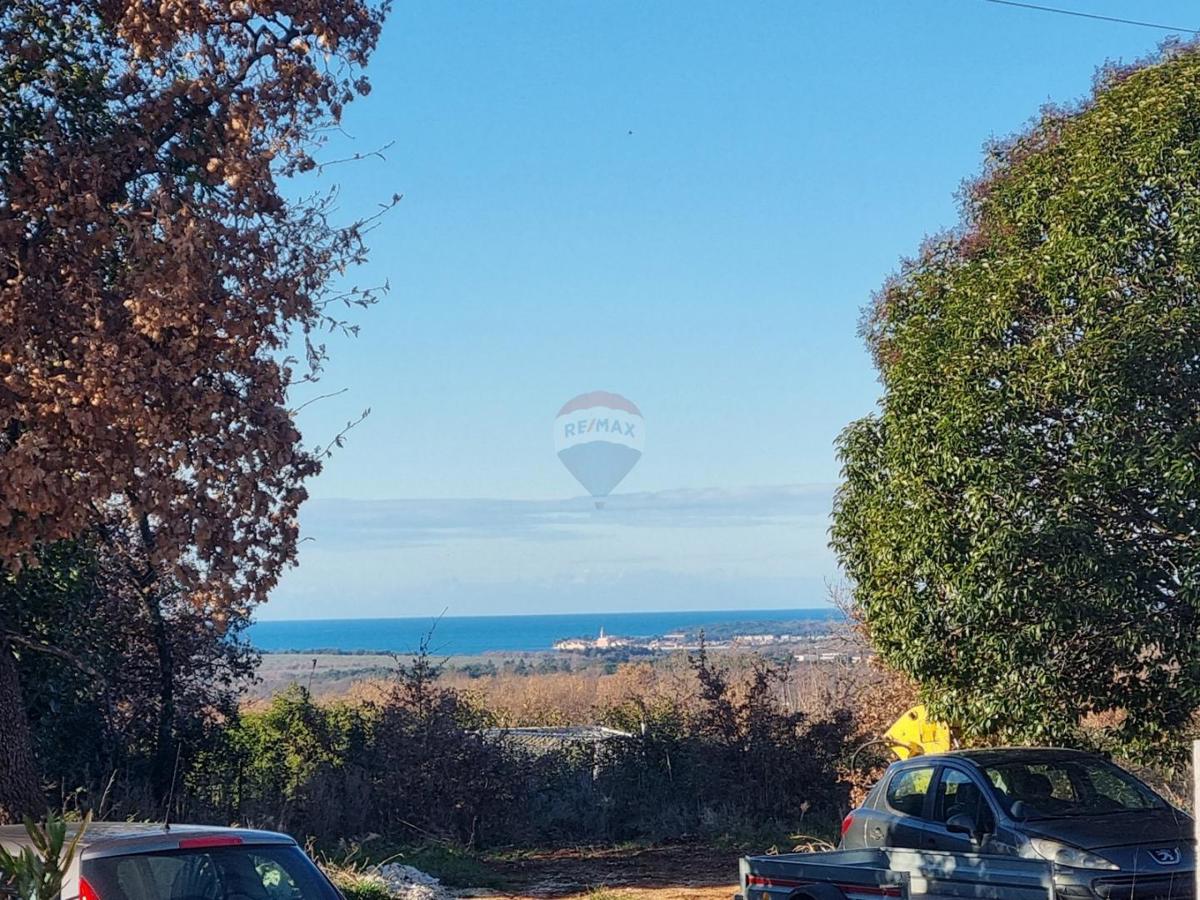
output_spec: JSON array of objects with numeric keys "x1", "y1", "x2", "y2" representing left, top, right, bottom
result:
[
  {"x1": 471, "y1": 845, "x2": 741, "y2": 900},
  {"x1": 505, "y1": 887, "x2": 737, "y2": 900}
]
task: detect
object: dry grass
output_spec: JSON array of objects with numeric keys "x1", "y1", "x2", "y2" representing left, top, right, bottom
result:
[{"x1": 332, "y1": 644, "x2": 905, "y2": 733}]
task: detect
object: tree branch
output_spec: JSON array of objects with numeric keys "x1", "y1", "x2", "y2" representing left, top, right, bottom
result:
[{"x1": 1, "y1": 631, "x2": 106, "y2": 683}]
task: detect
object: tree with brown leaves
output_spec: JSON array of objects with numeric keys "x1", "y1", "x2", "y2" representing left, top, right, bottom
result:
[{"x1": 0, "y1": 0, "x2": 391, "y2": 820}]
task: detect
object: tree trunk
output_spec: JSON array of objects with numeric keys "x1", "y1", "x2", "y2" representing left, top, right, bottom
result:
[
  {"x1": 130, "y1": 509, "x2": 177, "y2": 806},
  {"x1": 142, "y1": 593, "x2": 176, "y2": 804},
  {"x1": 0, "y1": 643, "x2": 44, "y2": 822}
]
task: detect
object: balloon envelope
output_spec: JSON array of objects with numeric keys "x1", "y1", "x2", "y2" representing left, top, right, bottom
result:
[{"x1": 554, "y1": 391, "x2": 644, "y2": 503}]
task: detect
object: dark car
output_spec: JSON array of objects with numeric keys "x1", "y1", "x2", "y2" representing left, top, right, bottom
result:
[
  {"x1": 841, "y1": 748, "x2": 1194, "y2": 899},
  {"x1": 0, "y1": 822, "x2": 345, "y2": 900}
]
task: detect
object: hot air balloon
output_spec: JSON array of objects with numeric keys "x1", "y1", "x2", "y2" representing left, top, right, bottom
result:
[{"x1": 554, "y1": 391, "x2": 644, "y2": 508}]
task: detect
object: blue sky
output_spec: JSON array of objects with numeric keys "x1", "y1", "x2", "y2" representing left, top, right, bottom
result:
[{"x1": 268, "y1": 1, "x2": 1197, "y2": 620}]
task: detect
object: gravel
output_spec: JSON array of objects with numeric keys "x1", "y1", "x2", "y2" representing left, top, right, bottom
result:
[{"x1": 371, "y1": 863, "x2": 454, "y2": 900}]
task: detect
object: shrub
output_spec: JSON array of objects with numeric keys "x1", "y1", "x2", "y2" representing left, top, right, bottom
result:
[
  {"x1": 364, "y1": 648, "x2": 526, "y2": 847},
  {"x1": 595, "y1": 647, "x2": 854, "y2": 843},
  {"x1": 184, "y1": 645, "x2": 859, "y2": 849},
  {"x1": 189, "y1": 685, "x2": 375, "y2": 838}
]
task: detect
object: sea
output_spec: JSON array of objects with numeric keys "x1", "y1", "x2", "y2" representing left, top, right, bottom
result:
[{"x1": 249, "y1": 608, "x2": 838, "y2": 656}]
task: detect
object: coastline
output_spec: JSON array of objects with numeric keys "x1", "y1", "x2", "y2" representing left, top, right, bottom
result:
[{"x1": 249, "y1": 607, "x2": 843, "y2": 655}]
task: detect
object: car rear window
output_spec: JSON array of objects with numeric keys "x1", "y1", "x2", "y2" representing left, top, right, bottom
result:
[{"x1": 82, "y1": 844, "x2": 340, "y2": 900}]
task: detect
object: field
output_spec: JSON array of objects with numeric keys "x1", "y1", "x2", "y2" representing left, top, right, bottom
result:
[
  {"x1": 251, "y1": 652, "x2": 401, "y2": 699},
  {"x1": 356, "y1": 844, "x2": 742, "y2": 900},
  {"x1": 249, "y1": 627, "x2": 873, "y2": 705},
  {"x1": 250, "y1": 651, "x2": 586, "y2": 701}
]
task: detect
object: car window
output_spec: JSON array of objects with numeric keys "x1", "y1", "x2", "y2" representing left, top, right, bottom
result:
[
  {"x1": 886, "y1": 766, "x2": 935, "y2": 817},
  {"x1": 257, "y1": 856, "x2": 308, "y2": 900},
  {"x1": 83, "y1": 844, "x2": 340, "y2": 900},
  {"x1": 1086, "y1": 763, "x2": 1159, "y2": 810},
  {"x1": 933, "y1": 768, "x2": 993, "y2": 830}
]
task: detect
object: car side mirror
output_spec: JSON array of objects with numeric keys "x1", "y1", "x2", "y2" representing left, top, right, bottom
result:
[{"x1": 946, "y1": 813, "x2": 982, "y2": 841}]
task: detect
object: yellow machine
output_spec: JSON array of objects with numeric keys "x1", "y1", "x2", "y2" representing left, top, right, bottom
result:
[{"x1": 884, "y1": 705, "x2": 952, "y2": 759}]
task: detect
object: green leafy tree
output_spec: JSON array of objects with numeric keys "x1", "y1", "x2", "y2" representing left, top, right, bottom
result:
[
  {"x1": 4, "y1": 540, "x2": 257, "y2": 820},
  {"x1": 831, "y1": 45, "x2": 1200, "y2": 760}
]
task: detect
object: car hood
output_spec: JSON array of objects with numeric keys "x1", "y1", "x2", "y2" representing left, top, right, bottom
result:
[{"x1": 1024, "y1": 808, "x2": 1194, "y2": 851}]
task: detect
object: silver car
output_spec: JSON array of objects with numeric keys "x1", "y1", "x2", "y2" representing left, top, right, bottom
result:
[
  {"x1": 0, "y1": 822, "x2": 343, "y2": 900},
  {"x1": 841, "y1": 748, "x2": 1195, "y2": 899}
]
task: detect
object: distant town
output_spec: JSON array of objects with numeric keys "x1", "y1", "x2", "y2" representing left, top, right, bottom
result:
[{"x1": 552, "y1": 623, "x2": 869, "y2": 664}]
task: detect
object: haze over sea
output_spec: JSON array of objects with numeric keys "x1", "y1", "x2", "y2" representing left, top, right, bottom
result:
[{"x1": 250, "y1": 608, "x2": 838, "y2": 656}]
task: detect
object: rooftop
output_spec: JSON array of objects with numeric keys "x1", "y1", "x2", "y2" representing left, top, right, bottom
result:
[{"x1": 481, "y1": 725, "x2": 633, "y2": 752}]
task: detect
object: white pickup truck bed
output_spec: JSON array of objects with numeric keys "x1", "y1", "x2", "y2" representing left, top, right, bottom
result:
[{"x1": 740, "y1": 847, "x2": 1054, "y2": 900}]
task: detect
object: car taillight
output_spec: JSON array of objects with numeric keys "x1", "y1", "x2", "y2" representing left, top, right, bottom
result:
[
  {"x1": 840, "y1": 811, "x2": 855, "y2": 837},
  {"x1": 178, "y1": 836, "x2": 244, "y2": 849},
  {"x1": 79, "y1": 877, "x2": 100, "y2": 900}
]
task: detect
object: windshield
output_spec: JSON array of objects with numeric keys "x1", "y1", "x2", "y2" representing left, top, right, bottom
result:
[
  {"x1": 984, "y1": 757, "x2": 1167, "y2": 820},
  {"x1": 81, "y1": 845, "x2": 340, "y2": 900}
]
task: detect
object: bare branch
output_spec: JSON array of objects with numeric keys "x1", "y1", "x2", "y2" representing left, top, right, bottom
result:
[
  {"x1": 315, "y1": 139, "x2": 396, "y2": 172},
  {"x1": 312, "y1": 408, "x2": 371, "y2": 459},
  {"x1": 290, "y1": 386, "x2": 349, "y2": 414},
  {"x1": 1, "y1": 632, "x2": 106, "y2": 683}
]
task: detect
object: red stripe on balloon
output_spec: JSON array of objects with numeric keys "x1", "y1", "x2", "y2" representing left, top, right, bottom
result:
[{"x1": 557, "y1": 391, "x2": 642, "y2": 417}]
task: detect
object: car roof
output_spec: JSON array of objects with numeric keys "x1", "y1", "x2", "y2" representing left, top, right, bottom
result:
[
  {"x1": 897, "y1": 747, "x2": 1102, "y2": 769},
  {"x1": 0, "y1": 823, "x2": 295, "y2": 860}
]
